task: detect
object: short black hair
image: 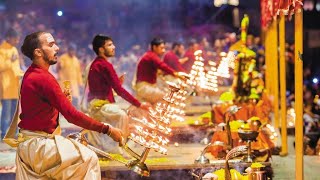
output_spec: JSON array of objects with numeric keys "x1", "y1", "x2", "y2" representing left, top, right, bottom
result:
[
  {"x1": 5, "y1": 28, "x2": 19, "y2": 38},
  {"x1": 68, "y1": 42, "x2": 77, "y2": 51},
  {"x1": 21, "y1": 31, "x2": 46, "y2": 60},
  {"x1": 172, "y1": 42, "x2": 182, "y2": 50},
  {"x1": 188, "y1": 38, "x2": 198, "y2": 47},
  {"x1": 150, "y1": 37, "x2": 165, "y2": 51},
  {"x1": 92, "y1": 34, "x2": 113, "y2": 55}
]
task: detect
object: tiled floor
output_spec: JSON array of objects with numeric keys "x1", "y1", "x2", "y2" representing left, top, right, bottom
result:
[
  {"x1": 0, "y1": 93, "x2": 319, "y2": 179},
  {"x1": 0, "y1": 134, "x2": 319, "y2": 179}
]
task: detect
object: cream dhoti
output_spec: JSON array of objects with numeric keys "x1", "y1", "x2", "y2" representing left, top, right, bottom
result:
[
  {"x1": 135, "y1": 81, "x2": 165, "y2": 104},
  {"x1": 87, "y1": 102, "x2": 129, "y2": 153},
  {"x1": 16, "y1": 127, "x2": 101, "y2": 180}
]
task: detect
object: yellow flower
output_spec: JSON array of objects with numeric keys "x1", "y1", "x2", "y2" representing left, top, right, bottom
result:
[
  {"x1": 250, "y1": 162, "x2": 265, "y2": 168},
  {"x1": 248, "y1": 116, "x2": 260, "y2": 121},
  {"x1": 213, "y1": 169, "x2": 243, "y2": 180},
  {"x1": 219, "y1": 91, "x2": 235, "y2": 102},
  {"x1": 90, "y1": 99, "x2": 110, "y2": 108},
  {"x1": 145, "y1": 158, "x2": 177, "y2": 165},
  {"x1": 230, "y1": 120, "x2": 245, "y2": 132},
  {"x1": 240, "y1": 123, "x2": 250, "y2": 130}
]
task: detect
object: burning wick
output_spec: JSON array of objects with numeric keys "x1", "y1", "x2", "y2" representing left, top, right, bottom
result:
[{"x1": 174, "y1": 142, "x2": 179, "y2": 147}]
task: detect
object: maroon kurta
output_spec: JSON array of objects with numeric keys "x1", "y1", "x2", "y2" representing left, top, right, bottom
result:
[
  {"x1": 18, "y1": 64, "x2": 109, "y2": 134},
  {"x1": 136, "y1": 51, "x2": 175, "y2": 84},
  {"x1": 163, "y1": 51, "x2": 186, "y2": 72},
  {"x1": 88, "y1": 57, "x2": 141, "y2": 107},
  {"x1": 182, "y1": 49, "x2": 196, "y2": 73}
]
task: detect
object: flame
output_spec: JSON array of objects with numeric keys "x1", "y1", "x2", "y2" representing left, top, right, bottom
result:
[
  {"x1": 127, "y1": 75, "x2": 188, "y2": 155},
  {"x1": 194, "y1": 50, "x2": 203, "y2": 56}
]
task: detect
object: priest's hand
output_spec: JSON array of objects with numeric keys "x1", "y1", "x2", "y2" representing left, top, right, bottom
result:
[
  {"x1": 107, "y1": 126, "x2": 124, "y2": 146},
  {"x1": 179, "y1": 57, "x2": 188, "y2": 64},
  {"x1": 174, "y1": 71, "x2": 190, "y2": 80},
  {"x1": 140, "y1": 102, "x2": 152, "y2": 110},
  {"x1": 119, "y1": 73, "x2": 126, "y2": 85}
]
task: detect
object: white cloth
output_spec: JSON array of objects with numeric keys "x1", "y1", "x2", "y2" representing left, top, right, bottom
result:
[
  {"x1": 16, "y1": 129, "x2": 101, "y2": 180},
  {"x1": 87, "y1": 103, "x2": 129, "y2": 153},
  {"x1": 135, "y1": 82, "x2": 165, "y2": 104}
]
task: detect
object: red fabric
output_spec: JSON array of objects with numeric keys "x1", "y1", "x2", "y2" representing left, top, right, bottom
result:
[
  {"x1": 182, "y1": 49, "x2": 196, "y2": 73},
  {"x1": 163, "y1": 51, "x2": 186, "y2": 72},
  {"x1": 279, "y1": 0, "x2": 292, "y2": 14},
  {"x1": 19, "y1": 64, "x2": 109, "y2": 134},
  {"x1": 278, "y1": 0, "x2": 303, "y2": 17},
  {"x1": 88, "y1": 57, "x2": 141, "y2": 107},
  {"x1": 136, "y1": 51, "x2": 175, "y2": 84},
  {"x1": 288, "y1": 0, "x2": 303, "y2": 17},
  {"x1": 261, "y1": 0, "x2": 276, "y2": 29},
  {"x1": 261, "y1": 0, "x2": 303, "y2": 29}
]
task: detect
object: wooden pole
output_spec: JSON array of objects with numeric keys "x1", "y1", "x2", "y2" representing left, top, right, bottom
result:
[
  {"x1": 270, "y1": 20, "x2": 279, "y2": 129},
  {"x1": 294, "y1": 10, "x2": 303, "y2": 180},
  {"x1": 279, "y1": 14, "x2": 288, "y2": 156},
  {"x1": 265, "y1": 28, "x2": 271, "y2": 94}
]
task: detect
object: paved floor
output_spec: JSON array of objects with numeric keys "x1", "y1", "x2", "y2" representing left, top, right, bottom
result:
[
  {"x1": 271, "y1": 136, "x2": 320, "y2": 180},
  {"x1": 0, "y1": 123, "x2": 319, "y2": 180},
  {"x1": 0, "y1": 92, "x2": 319, "y2": 179}
]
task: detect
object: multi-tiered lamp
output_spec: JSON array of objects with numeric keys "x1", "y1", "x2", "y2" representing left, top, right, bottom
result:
[
  {"x1": 67, "y1": 76, "x2": 189, "y2": 176},
  {"x1": 126, "y1": 81, "x2": 181, "y2": 176},
  {"x1": 189, "y1": 50, "x2": 219, "y2": 93}
]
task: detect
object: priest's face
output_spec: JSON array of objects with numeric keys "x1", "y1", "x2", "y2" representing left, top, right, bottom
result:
[
  {"x1": 153, "y1": 43, "x2": 166, "y2": 57},
  {"x1": 176, "y1": 44, "x2": 185, "y2": 57},
  {"x1": 38, "y1": 33, "x2": 60, "y2": 65},
  {"x1": 102, "y1": 40, "x2": 115, "y2": 57}
]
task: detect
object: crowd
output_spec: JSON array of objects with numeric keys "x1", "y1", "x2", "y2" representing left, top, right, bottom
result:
[
  {"x1": 0, "y1": 10, "x2": 286, "y2": 119},
  {"x1": 0, "y1": 2, "x2": 319, "y2": 164},
  {"x1": 0, "y1": 1, "x2": 319, "y2": 179}
]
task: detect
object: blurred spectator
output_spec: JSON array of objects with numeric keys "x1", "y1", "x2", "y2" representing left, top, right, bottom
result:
[
  {"x1": 246, "y1": 34, "x2": 254, "y2": 50},
  {"x1": 199, "y1": 37, "x2": 214, "y2": 61},
  {"x1": 57, "y1": 43, "x2": 83, "y2": 109},
  {"x1": 223, "y1": 32, "x2": 236, "y2": 52},
  {"x1": 0, "y1": 28, "x2": 23, "y2": 139}
]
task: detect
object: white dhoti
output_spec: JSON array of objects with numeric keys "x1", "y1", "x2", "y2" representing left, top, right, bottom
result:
[
  {"x1": 135, "y1": 82, "x2": 165, "y2": 104},
  {"x1": 87, "y1": 103, "x2": 129, "y2": 153},
  {"x1": 16, "y1": 128, "x2": 100, "y2": 180}
]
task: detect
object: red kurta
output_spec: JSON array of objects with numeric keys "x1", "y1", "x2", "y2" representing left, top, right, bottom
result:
[
  {"x1": 163, "y1": 51, "x2": 186, "y2": 72},
  {"x1": 18, "y1": 64, "x2": 109, "y2": 134},
  {"x1": 136, "y1": 51, "x2": 175, "y2": 84},
  {"x1": 182, "y1": 49, "x2": 196, "y2": 73},
  {"x1": 88, "y1": 57, "x2": 141, "y2": 107}
]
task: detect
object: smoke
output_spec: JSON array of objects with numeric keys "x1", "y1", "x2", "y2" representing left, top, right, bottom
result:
[{"x1": 109, "y1": 169, "x2": 196, "y2": 180}]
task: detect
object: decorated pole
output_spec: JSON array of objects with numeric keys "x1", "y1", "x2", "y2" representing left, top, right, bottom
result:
[
  {"x1": 279, "y1": 14, "x2": 288, "y2": 156},
  {"x1": 294, "y1": 10, "x2": 304, "y2": 180},
  {"x1": 268, "y1": 19, "x2": 279, "y2": 129},
  {"x1": 261, "y1": 0, "x2": 304, "y2": 176},
  {"x1": 264, "y1": 29, "x2": 271, "y2": 95}
]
